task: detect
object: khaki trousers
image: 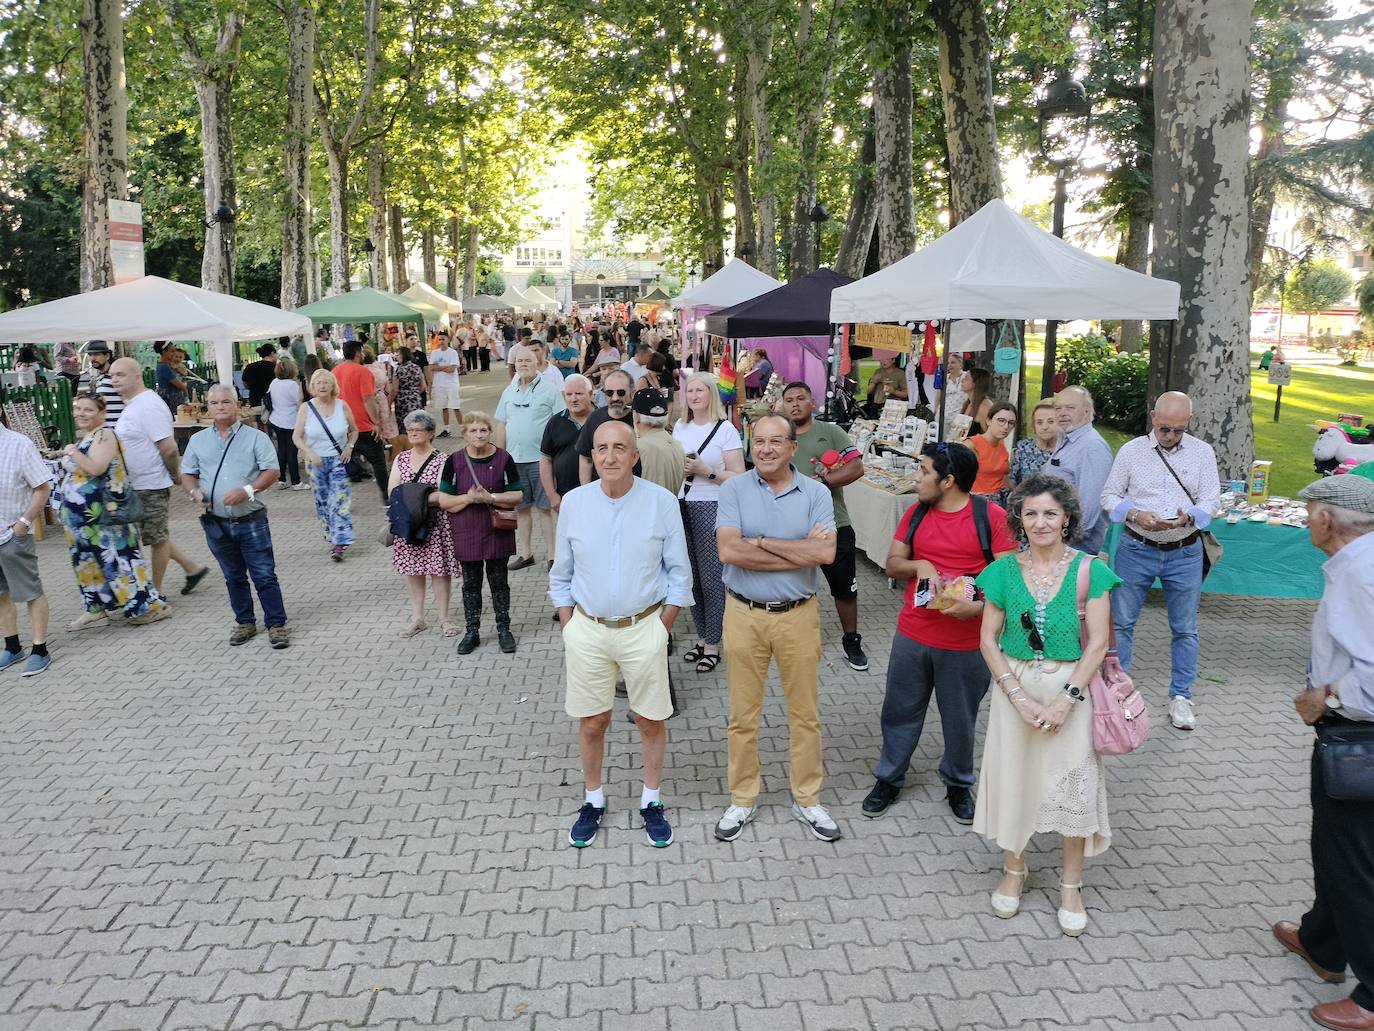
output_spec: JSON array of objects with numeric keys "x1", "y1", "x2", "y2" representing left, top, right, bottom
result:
[{"x1": 722, "y1": 594, "x2": 823, "y2": 807}]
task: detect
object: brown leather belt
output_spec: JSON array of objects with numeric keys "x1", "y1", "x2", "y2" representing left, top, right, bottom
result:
[
  {"x1": 1124, "y1": 525, "x2": 1201, "y2": 551},
  {"x1": 575, "y1": 601, "x2": 661, "y2": 629},
  {"x1": 727, "y1": 590, "x2": 814, "y2": 613}
]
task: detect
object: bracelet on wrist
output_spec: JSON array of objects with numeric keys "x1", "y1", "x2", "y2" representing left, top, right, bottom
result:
[{"x1": 994, "y1": 672, "x2": 1017, "y2": 685}]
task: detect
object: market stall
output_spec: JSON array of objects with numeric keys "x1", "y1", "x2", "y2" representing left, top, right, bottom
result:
[
  {"x1": 1104, "y1": 520, "x2": 1324, "y2": 599},
  {"x1": 703, "y1": 267, "x2": 854, "y2": 407},
  {"x1": 671, "y1": 259, "x2": 781, "y2": 373},
  {"x1": 294, "y1": 287, "x2": 428, "y2": 343},
  {"x1": 844, "y1": 477, "x2": 915, "y2": 567},
  {"x1": 0, "y1": 274, "x2": 312, "y2": 387},
  {"x1": 499, "y1": 284, "x2": 537, "y2": 313},
  {"x1": 402, "y1": 282, "x2": 464, "y2": 316},
  {"x1": 523, "y1": 286, "x2": 560, "y2": 313},
  {"x1": 461, "y1": 295, "x2": 515, "y2": 315}
]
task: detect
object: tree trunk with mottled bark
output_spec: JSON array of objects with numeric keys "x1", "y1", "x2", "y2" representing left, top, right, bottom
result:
[
  {"x1": 463, "y1": 222, "x2": 479, "y2": 297},
  {"x1": 421, "y1": 227, "x2": 436, "y2": 286},
  {"x1": 746, "y1": 24, "x2": 777, "y2": 278},
  {"x1": 279, "y1": 0, "x2": 314, "y2": 309},
  {"x1": 934, "y1": 0, "x2": 1003, "y2": 224},
  {"x1": 80, "y1": 0, "x2": 128, "y2": 293},
  {"x1": 835, "y1": 109, "x2": 877, "y2": 279},
  {"x1": 1117, "y1": 188, "x2": 1152, "y2": 351},
  {"x1": 1249, "y1": 90, "x2": 1288, "y2": 306},
  {"x1": 873, "y1": 38, "x2": 914, "y2": 268},
  {"x1": 731, "y1": 61, "x2": 756, "y2": 264},
  {"x1": 167, "y1": 6, "x2": 243, "y2": 294},
  {"x1": 389, "y1": 203, "x2": 408, "y2": 292},
  {"x1": 446, "y1": 217, "x2": 460, "y2": 298},
  {"x1": 313, "y1": 0, "x2": 379, "y2": 295},
  {"x1": 1150, "y1": 0, "x2": 1254, "y2": 477},
  {"x1": 366, "y1": 147, "x2": 388, "y2": 291},
  {"x1": 785, "y1": 0, "x2": 844, "y2": 278}
]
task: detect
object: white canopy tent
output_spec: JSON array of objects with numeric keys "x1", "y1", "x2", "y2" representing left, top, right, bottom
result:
[
  {"x1": 523, "y1": 285, "x2": 560, "y2": 312},
  {"x1": 499, "y1": 284, "x2": 536, "y2": 311},
  {"x1": 671, "y1": 258, "x2": 781, "y2": 311},
  {"x1": 0, "y1": 276, "x2": 312, "y2": 386},
  {"x1": 402, "y1": 282, "x2": 463, "y2": 315},
  {"x1": 828, "y1": 199, "x2": 1180, "y2": 323}
]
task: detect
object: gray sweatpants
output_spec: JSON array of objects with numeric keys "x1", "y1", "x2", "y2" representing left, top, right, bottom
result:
[{"x1": 873, "y1": 633, "x2": 990, "y2": 790}]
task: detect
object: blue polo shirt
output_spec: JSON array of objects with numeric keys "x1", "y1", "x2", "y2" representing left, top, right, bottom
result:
[
  {"x1": 716, "y1": 469, "x2": 835, "y2": 603},
  {"x1": 182, "y1": 423, "x2": 279, "y2": 518},
  {"x1": 494, "y1": 375, "x2": 566, "y2": 463}
]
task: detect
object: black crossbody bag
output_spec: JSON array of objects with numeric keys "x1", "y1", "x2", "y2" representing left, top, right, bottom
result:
[
  {"x1": 197, "y1": 428, "x2": 240, "y2": 529},
  {"x1": 1316, "y1": 717, "x2": 1374, "y2": 803}
]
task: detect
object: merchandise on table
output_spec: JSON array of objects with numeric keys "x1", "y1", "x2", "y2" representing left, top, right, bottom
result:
[
  {"x1": 1247, "y1": 460, "x2": 1272, "y2": 504},
  {"x1": 1216, "y1": 488, "x2": 1308, "y2": 528}
]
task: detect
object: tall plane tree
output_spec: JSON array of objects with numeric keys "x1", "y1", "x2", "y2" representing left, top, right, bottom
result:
[
  {"x1": 164, "y1": 2, "x2": 244, "y2": 294},
  {"x1": 1150, "y1": 0, "x2": 1254, "y2": 475},
  {"x1": 277, "y1": 0, "x2": 314, "y2": 308},
  {"x1": 80, "y1": 0, "x2": 128, "y2": 292}
]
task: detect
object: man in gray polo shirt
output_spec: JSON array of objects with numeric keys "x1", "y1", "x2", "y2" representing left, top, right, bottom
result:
[
  {"x1": 714, "y1": 412, "x2": 840, "y2": 843},
  {"x1": 181, "y1": 385, "x2": 289, "y2": 649}
]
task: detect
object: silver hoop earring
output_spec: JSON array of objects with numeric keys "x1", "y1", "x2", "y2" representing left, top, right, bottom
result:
[{"x1": 1062, "y1": 527, "x2": 1070, "y2": 539}]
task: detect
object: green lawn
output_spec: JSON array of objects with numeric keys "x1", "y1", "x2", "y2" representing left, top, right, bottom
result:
[{"x1": 851, "y1": 346, "x2": 1374, "y2": 499}]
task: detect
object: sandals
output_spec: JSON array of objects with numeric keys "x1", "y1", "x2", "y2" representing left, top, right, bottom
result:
[
  {"x1": 398, "y1": 621, "x2": 428, "y2": 639},
  {"x1": 1057, "y1": 881, "x2": 1087, "y2": 937},
  {"x1": 683, "y1": 643, "x2": 706, "y2": 664},
  {"x1": 991, "y1": 865, "x2": 1028, "y2": 919},
  {"x1": 441, "y1": 620, "x2": 460, "y2": 638},
  {"x1": 695, "y1": 652, "x2": 721, "y2": 673}
]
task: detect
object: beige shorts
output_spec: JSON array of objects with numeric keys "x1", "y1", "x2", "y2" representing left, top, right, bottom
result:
[
  {"x1": 430, "y1": 382, "x2": 461, "y2": 412},
  {"x1": 563, "y1": 608, "x2": 671, "y2": 721},
  {"x1": 136, "y1": 488, "x2": 171, "y2": 545}
]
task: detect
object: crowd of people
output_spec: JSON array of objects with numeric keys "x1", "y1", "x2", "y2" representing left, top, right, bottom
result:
[{"x1": 0, "y1": 321, "x2": 1371, "y2": 1023}]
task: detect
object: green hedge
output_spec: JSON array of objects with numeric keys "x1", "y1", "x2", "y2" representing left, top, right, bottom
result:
[{"x1": 1059, "y1": 333, "x2": 1148, "y2": 434}]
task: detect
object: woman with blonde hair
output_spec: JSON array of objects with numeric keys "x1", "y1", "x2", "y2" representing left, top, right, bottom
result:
[
  {"x1": 671, "y1": 372, "x2": 745, "y2": 672},
  {"x1": 293, "y1": 369, "x2": 358, "y2": 561}
]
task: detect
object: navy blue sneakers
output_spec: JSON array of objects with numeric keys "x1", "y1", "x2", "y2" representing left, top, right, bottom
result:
[
  {"x1": 568, "y1": 803, "x2": 605, "y2": 847},
  {"x1": 641, "y1": 802, "x2": 673, "y2": 847}
]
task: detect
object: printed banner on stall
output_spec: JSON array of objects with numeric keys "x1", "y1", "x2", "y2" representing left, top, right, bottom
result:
[
  {"x1": 854, "y1": 323, "x2": 913, "y2": 353},
  {"x1": 108, "y1": 200, "x2": 145, "y2": 284}
]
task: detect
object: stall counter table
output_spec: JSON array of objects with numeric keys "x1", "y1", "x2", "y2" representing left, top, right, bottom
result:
[
  {"x1": 1104, "y1": 518, "x2": 1324, "y2": 600},
  {"x1": 844, "y1": 478, "x2": 918, "y2": 568}
]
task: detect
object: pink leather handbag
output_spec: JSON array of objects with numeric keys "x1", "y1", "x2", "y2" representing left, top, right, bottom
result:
[{"x1": 1075, "y1": 558, "x2": 1150, "y2": 756}]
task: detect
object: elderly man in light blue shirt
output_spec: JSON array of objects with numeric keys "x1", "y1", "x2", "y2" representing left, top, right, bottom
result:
[
  {"x1": 1042, "y1": 385, "x2": 1115, "y2": 554},
  {"x1": 181, "y1": 384, "x2": 287, "y2": 649},
  {"x1": 550, "y1": 419, "x2": 692, "y2": 850},
  {"x1": 1276, "y1": 474, "x2": 1374, "y2": 1031},
  {"x1": 496, "y1": 349, "x2": 566, "y2": 570}
]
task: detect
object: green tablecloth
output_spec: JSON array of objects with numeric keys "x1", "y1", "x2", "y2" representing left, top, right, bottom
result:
[{"x1": 1105, "y1": 518, "x2": 1325, "y2": 600}]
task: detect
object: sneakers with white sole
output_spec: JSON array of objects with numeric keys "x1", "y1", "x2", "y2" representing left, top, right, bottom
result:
[
  {"x1": 1169, "y1": 696, "x2": 1196, "y2": 731},
  {"x1": 714, "y1": 805, "x2": 756, "y2": 842},
  {"x1": 791, "y1": 802, "x2": 842, "y2": 842}
]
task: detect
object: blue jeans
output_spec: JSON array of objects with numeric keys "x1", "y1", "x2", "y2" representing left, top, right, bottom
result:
[
  {"x1": 201, "y1": 511, "x2": 288, "y2": 628},
  {"x1": 1110, "y1": 531, "x2": 1203, "y2": 699}
]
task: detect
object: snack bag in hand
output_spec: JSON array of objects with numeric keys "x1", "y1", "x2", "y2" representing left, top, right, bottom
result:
[{"x1": 928, "y1": 574, "x2": 977, "y2": 611}]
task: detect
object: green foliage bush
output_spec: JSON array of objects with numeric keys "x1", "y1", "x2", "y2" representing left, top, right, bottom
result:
[
  {"x1": 1059, "y1": 333, "x2": 1148, "y2": 434},
  {"x1": 477, "y1": 269, "x2": 506, "y2": 296}
]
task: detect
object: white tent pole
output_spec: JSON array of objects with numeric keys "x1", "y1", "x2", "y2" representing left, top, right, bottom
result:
[{"x1": 213, "y1": 332, "x2": 235, "y2": 387}]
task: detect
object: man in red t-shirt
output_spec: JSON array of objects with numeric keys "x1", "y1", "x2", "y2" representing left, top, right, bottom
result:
[
  {"x1": 333, "y1": 341, "x2": 390, "y2": 502},
  {"x1": 863, "y1": 441, "x2": 1017, "y2": 823}
]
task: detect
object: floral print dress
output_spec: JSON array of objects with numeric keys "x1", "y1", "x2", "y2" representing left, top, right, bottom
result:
[{"x1": 58, "y1": 432, "x2": 166, "y2": 618}]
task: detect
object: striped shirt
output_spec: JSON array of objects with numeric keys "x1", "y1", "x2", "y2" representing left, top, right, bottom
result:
[{"x1": 82, "y1": 368, "x2": 125, "y2": 429}]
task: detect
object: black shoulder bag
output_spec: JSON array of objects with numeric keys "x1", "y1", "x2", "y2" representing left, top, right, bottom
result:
[
  {"x1": 196, "y1": 428, "x2": 240, "y2": 529},
  {"x1": 1153, "y1": 445, "x2": 1223, "y2": 579}
]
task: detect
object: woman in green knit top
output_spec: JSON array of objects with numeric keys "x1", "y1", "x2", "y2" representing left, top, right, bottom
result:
[{"x1": 974, "y1": 473, "x2": 1122, "y2": 937}]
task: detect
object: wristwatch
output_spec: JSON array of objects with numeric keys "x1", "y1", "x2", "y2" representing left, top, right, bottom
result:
[
  {"x1": 708, "y1": 472, "x2": 716, "y2": 481},
  {"x1": 1325, "y1": 694, "x2": 1343, "y2": 712},
  {"x1": 16, "y1": 516, "x2": 31, "y2": 529},
  {"x1": 1063, "y1": 683, "x2": 1086, "y2": 702}
]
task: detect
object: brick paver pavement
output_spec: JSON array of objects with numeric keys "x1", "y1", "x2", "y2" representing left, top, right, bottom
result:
[{"x1": 0, "y1": 367, "x2": 1337, "y2": 1030}]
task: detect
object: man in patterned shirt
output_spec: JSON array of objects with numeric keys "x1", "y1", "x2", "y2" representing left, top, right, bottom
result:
[{"x1": 1099, "y1": 391, "x2": 1220, "y2": 731}]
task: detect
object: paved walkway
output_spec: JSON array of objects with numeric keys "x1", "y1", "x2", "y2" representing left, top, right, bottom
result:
[{"x1": 0, "y1": 367, "x2": 1336, "y2": 1030}]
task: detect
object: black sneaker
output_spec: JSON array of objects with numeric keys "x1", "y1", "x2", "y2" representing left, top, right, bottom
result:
[
  {"x1": 842, "y1": 632, "x2": 869, "y2": 671},
  {"x1": 181, "y1": 567, "x2": 209, "y2": 596},
  {"x1": 861, "y1": 779, "x2": 900, "y2": 818},
  {"x1": 641, "y1": 802, "x2": 673, "y2": 847},
  {"x1": 498, "y1": 628, "x2": 516, "y2": 653},
  {"x1": 946, "y1": 786, "x2": 976, "y2": 825},
  {"x1": 568, "y1": 803, "x2": 605, "y2": 847}
]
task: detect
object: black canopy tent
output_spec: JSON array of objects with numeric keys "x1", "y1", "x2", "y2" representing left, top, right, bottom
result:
[{"x1": 703, "y1": 268, "x2": 855, "y2": 338}]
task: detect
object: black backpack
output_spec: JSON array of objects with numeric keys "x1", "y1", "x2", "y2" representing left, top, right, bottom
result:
[{"x1": 902, "y1": 494, "x2": 995, "y2": 566}]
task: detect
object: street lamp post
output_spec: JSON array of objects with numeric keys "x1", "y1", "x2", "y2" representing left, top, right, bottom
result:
[
  {"x1": 809, "y1": 202, "x2": 830, "y2": 272},
  {"x1": 738, "y1": 241, "x2": 755, "y2": 266},
  {"x1": 1036, "y1": 70, "x2": 1091, "y2": 398},
  {"x1": 203, "y1": 203, "x2": 237, "y2": 294}
]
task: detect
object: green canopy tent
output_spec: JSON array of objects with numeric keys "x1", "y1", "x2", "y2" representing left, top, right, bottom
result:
[{"x1": 294, "y1": 287, "x2": 430, "y2": 342}]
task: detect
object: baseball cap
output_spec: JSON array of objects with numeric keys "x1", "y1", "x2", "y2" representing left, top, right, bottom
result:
[
  {"x1": 632, "y1": 389, "x2": 669, "y2": 418},
  {"x1": 1299, "y1": 474, "x2": 1374, "y2": 514}
]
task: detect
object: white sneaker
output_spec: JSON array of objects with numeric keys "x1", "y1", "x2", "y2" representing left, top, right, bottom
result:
[
  {"x1": 791, "y1": 802, "x2": 842, "y2": 842},
  {"x1": 291, "y1": 483, "x2": 310, "y2": 491},
  {"x1": 714, "y1": 805, "x2": 756, "y2": 842},
  {"x1": 1170, "y1": 696, "x2": 1196, "y2": 731}
]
